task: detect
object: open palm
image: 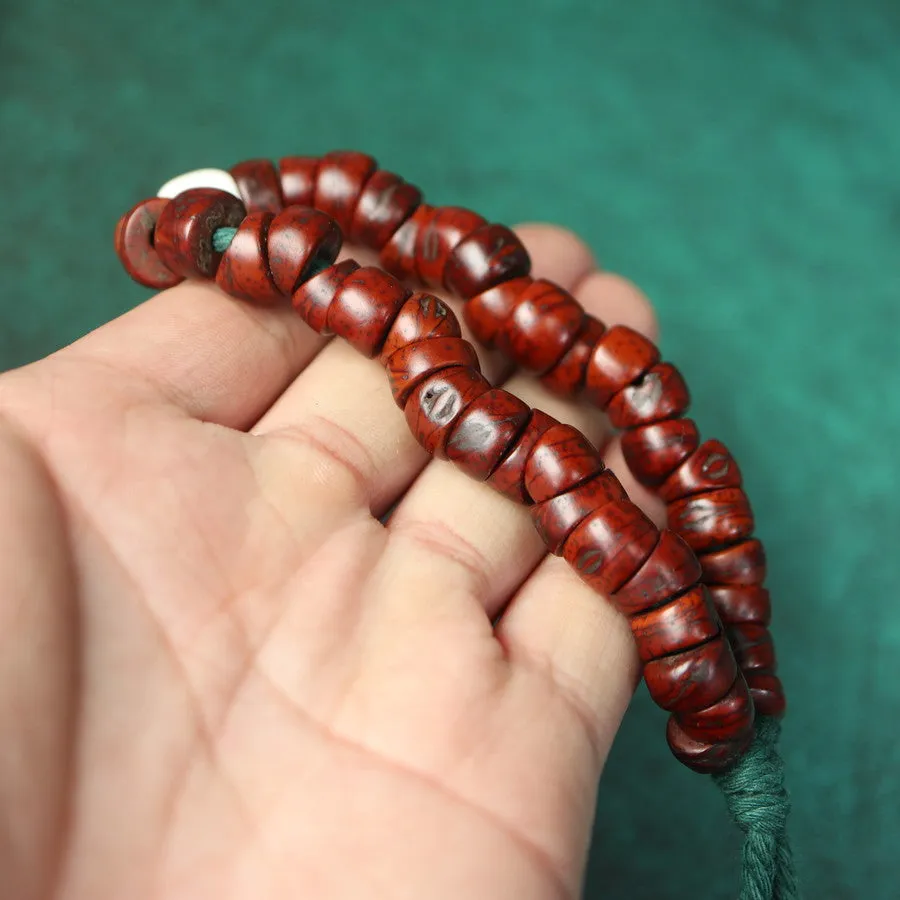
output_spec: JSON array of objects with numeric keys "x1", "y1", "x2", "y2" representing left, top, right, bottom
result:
[{"x1": 0, "y1": 226, "x2": 661, "y2": 900}]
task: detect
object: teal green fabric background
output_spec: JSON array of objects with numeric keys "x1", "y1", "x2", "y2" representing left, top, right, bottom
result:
[{"x1": 2, "y1": 1, "x2": 898, "y2": 896}]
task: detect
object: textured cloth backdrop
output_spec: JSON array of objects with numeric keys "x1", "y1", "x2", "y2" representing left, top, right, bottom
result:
[{"x1": 1, "y1": 1, "x2": 897, "y2": 897}]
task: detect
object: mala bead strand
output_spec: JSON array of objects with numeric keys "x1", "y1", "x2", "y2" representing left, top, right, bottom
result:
[{"x1": 230, "y1": 159, "x2": 284, "y2": 214}]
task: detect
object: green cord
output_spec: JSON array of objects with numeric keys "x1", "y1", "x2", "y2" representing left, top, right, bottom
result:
[{"x1": 213, "y1": 227, "x2": 237, "y2": 253}]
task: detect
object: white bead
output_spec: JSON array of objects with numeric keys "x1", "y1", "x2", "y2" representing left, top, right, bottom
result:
[{"x1": 157, "y1": 168, "x2": 242, "y2": 200}]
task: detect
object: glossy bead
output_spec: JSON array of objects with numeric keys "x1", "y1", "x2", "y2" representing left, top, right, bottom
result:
[
  {"x1": 279, "y1": 156, "x2": 319, "y2": 207},
  {"x1": 350, "y1": 169, "x2": 422, "y2": 250},
  {"x1": 606, "y1": 362, "x2": 690, "y2": 429},
  {"x1": 487, "y1": 409, "x2": 559, "y2": 503},
  {"x1": 380, "y1": 204, "x2": 433, "y2": 284},
  {"x1": 563, "y1": 501, "x2": 660, "y2": 596},
  {"x1": 214, "y1": 212, "x2": 282, "y2": 305},
  {"x1": 385, "y1": 336, "x2": 481, "y2": 406},
  {"x1": 380, "y1": 293, "x2": 461, "y2": 361},
  {"x1": 114, "y1": 198, "x2": 183, "y2": 289},
  {"x1": 629, "y1": 586, "x2": 720, "y2": 663},
  {"x1": 415, "y1": 206, "x2": 486, "y2": 289},
  {"x1": 157, "y1": 168, "x2": 241, "y2": 200},
  {"x1": 464, "y1": 277, "x2": 534, "y2": 347},
  {"x1": 267, "y1": 207, "x2": 342, "y2": 296},
  {"x1": 443, "y1": 224, "x2": 532, "y2": 299},
  {"x1": 230, "y1": 159, "x2": 283, "y2": 213},
  {"x1": 667, "y1": 712, "x2": 754, "y2": 773},
  {"x1": 621, "y1": 418, "x2": 700, "y2": 486},
  {"x1": 747, "y1": 673, "x2": 787, "y2": 717},
  {"x1": 291, "y1": 259, "x2": 360, "y2": 333},
  {"x1": 404, "y1": 366, "x2": 491, "y2": 456},
  {"x1": 643, "y1": 633, "x2": 738, "y2": 713},
  {"x1": 540, "y1": 315, "x2": 606, "y2": 397},
  {"x1": 499, "y1": 280, "x2": 584, "y2": 374},
  {"x1": 152, "y1": 188, "x2": 246, "y2": 280},
  {"x1": 699, "y1": 539, "x2": 767, "y2": 586},
  {"x1": 675, "y1": 677, "x2": 755, "y2": 744},
  {"x1": 708, "y1": 585, "x2": 772, "y2": 626},
  {"x1": 585, "y1": 325, "x2": 660, "y2": 409},
  {"x1": 668, "y1": 487, "x2": 754, "y2": 553},
  {"x1": 326, "y1": 266, "x2": 411, "y2": 358},
  {"x1": 658, "y1": 439, "x2": 743, "y2": 503},
  {"x1": 445, "y1": 388, "x2": 532, "y2": 480},
  {"x1": 530, "y1": 470, "x2": 627, "y2": 555},
  {"x1": 728, "y1": 623, "x2": 776, "y2": 673},
  {"x1": 614, "y1": 531, "x2": 703, "y2": 615},
  {"x1": 314, "y1": 150, "x2": 377, "y2": 234},
  {"x1": 524, "y1": 424, "x2": 605, "y2": 503}
]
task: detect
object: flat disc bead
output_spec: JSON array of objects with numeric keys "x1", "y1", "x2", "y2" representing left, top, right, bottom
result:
[
  {"x1": 585, "y1": 325, "x2": 660, "y2": 409},
  {"x1": 404, "y1": 366, "x2": 491, "y2": 456},
  {"x1": 215, "y1": 212, "x2": 283, "y2": 305},
  {"x1": 464, "y1": 277, "x2": 534, "y2": 347},
  {"x1": 415, "y1": 206, "x2": 486, "y2": 288},
  {"x1": 279, "y1": 156, "x2": 319, "y2": 206},
  {"x1": 380, "y1": 204, "x2": 433, "y2": 283},
  {"x1": 152, "y1": 188, "x2": 247, "y2": 280},
  {"x1": 114, "y1": 198, "x2": 183, "y2": 289},
  {"x1": 530, "y1": 469, "x2": 628, "y2": 555},
  {"x1": 540, "y1": 315, "x2": 606, "y2": 397},
  {"x1": 443, "y1": 224, "x2": 532, "y2": 299},
  {"x1": 746, "y1": 673, "x2": 787, "y2": 717},
  {"x1": 562, "y1": 500, "x2": 660, "y2": 596},
  {"x1": 267, "y1": 207, "x2": 342, "y2": 295},
  {"x1": 621, "y1": 418, "x2": 700, "y2": 486},
  {"x1": 708, "y1": 585, "x2": 771, "y2": 626},
  {"x1": 668, "y1": 487, "x2": 754, "y2": 553},
  {"x1": 349, "y1": 169, "x2": 422, "y2": 251},
  {"x1": 644, "y1": 632, "x2": 738, "y2": 713},
  {"x1": 659, "y1": 439, "x2": 743, "y2": 503},
  {"x1": 445, "y1": 388, "x2": 531, "y2": 480},
  {"x1": 326, "y1": 266, "x2": 411, "y2": 358},
  {"x1": 699, "y1": 539, "x2": 767, "y2": 586},
  {"x1": 613, "y1": 530, "x2": 703, "y2": 615},
  {"x1": 728, "y1": 623, "x2": 776, "y2": 674},
  {"x1": 629, "y1": 585, "x2": 721, "y2": 663},
  {"x1": 314, "y1": 150, "x2": 377, "y2": 234},
  {"x1": 230, "y1": 159, "x2": 283, "y2": 213},
  {"x1": 667, "y1": 712, "x2": 754, "y2": 773},
  {"x1": 385, "y1": 336, "x2": 481, "y2": 406},
  {"x1": 675, "y1": 677, "x2": 755, "y2": 744},
  {"x1": 524, "y1": 424, "x2": 605, "y2": 503},
  {"x1": 499, "y1": 279, "x2": 584, "y2": 374},
  {"x1": 292, "y1": 259, "x2": 360, "y2": 333},
  {"x1": 379, "y1": 293, "x2": 461, "y2": 361},
  {"x1": 486, "y1": 409, "x2": 558, "y2": 503},
  {"x1": 606, "y1": 362, "x2": 690, "y2": 429}
]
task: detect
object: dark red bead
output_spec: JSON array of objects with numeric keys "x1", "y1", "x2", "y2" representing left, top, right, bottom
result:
[
  {"x1": 267, "y1": 207, "x2": 342, "y2": 296},
  {"x1": 214, "y1": 211, "x2": 282, "y2": 305},
  {"x1": 643, "y1": 632, "x2": 738, "y2": 713},
  {"x1": 379, "y1": 293, "x2": 462, "y2": 361},
  {"x1": 445, "y1": 388, "x2": 531, "y2": 480},
  {"x1": 524, "y1": 424, "x2": 605, "y2": 503},
  {"x1": 385, "y1": 336, "x2": 481, "y2": 406},
  {"x1": 464, "y1": 277, "x2": 534, "y2": 347},
  {"x1": 606, "y1": 363, "x2": 690, "y2": 429},
  {"x1": 380, "y1": 204, "x2": 433, "y2": 284},
  {"x1": 675, "y1": 677, "x2": 755, "y2": 744},
  {"x1": 668, "y1": 487, "x2": 754, "y2": 553},
  {"x1": 746, "y1": 673, "x2": 787, "y2": 717},
  {"x1": 443, "y1": 224, "x2": 532, "y2": 299},
  {"x1": 326, "y1": 266, "x2": 411, "y2": 358},
  {"x1": 728, "y1": 623, "x2": 776, "y2": 674},
  {"x1": 415, "y1": 206, "x2": 486, "y2": 289},
  {"x1": 279, "y1": 156, "x2": 319, "y2": 207},
  {"x1": 350, "y1": 169, "x2": 422, "y2": 251},
  {"x1": 613, "y1": 532, "x2": 703, "y2": 616},
  {"x1": 230, "y1": 159, "x2": 283, "y2": 213},
  {"x1": 629, "y1": 585, "x2": 721, "y2": 663},
  {"x1": 563, "y1": 500, "x2": 660, "y2": 596},
  {"x1": 487, "y1": 409, "x2": 559, "y2": 503},
  {"x1": 708, "y1": 585, "x2": 772, "y2": 627},
  {"x1": 540, "y1": 315, "x2": 606, "y2": 397},
  {"x1": 658, "y1": 439, "x2": 743, "y2": 503},
  {"x1": 152, "y1": 188, "x2": 246, "y2": 280},
  {"x1": 621, "y1": 418, "x2": 700, "y2": 486},
  {"x1": 291, "y1": 259, "x2": 360, "y2": 334},
  {"x1": 498, "y1": 279, "x2": 584, "y2": 374},
  {"x1": 666, "y1": 714, "x2": 754, "y2": 774},
  {"x1": 585, "y1": 326, "x2": 660, "y2": 409},
  {"x1": 114, "y1": 198, "x2": 183, "y2": 289},
  {"x1": 699, "y1": 539, "x2": 767, "y2": 586},
  {"x1": 404, "y1": 366, "x2": 491, "y2": 457},
  {"x1": 314, "y1": 150, "x2": 377, "y2": 234},
  {"x1": 530, "y1": 469, "x2": 628, "y2": 555}
]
